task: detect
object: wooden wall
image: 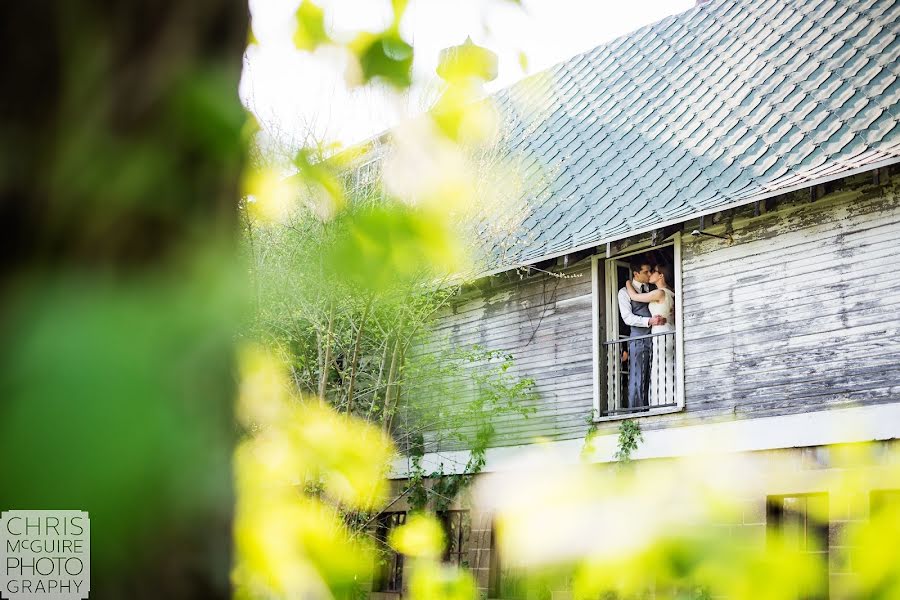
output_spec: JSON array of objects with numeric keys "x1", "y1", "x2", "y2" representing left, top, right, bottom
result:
[
  {"x1": 418, "y1": 174, "x2": 900, "y2": 450},
  {"x1": 681, "y1": 177, "x2": 900, "y2": 422},
  {"x1": 415, "y1": 261, "x2": 595, "y2": 451}
]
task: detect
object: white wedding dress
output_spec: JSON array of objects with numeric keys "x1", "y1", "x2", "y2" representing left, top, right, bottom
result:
[{"x1": 648, "y1": 288, "x2": 676, "y2": 406}]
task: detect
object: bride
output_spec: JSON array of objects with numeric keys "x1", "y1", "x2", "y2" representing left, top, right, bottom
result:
[{"x1": 626, "y1": 264, "x2": 676, "y2": 406}]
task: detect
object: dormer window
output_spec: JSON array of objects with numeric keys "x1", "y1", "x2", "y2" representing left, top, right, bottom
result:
[{"x1": 591, "y1": 237, "x2": 685, "y2": 420}]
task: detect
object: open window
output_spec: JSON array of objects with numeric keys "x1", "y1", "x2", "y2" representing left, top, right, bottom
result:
[
  {"x1": 592, "y1": 237, "x2": 684, "y2": 420},
  {"x1": 373, "y1": 512, "x2": 406, "y2": 594}
]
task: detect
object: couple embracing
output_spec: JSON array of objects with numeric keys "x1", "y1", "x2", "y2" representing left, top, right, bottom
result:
[{"x1": 617, "y1": 260, "x2": 676, "y2": 409}]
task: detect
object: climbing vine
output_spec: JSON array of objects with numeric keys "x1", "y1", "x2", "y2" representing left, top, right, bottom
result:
[
  {"x1": 580, "y1": 415, "x2": 599, "y2": 461},
  {"x1": 403, "y1": 424, "x2": 491, "y2": 515},
  {"x1": 614, "y1": 419, "x2": 643, "y2": 463},
  {"x1": 403, "y1": 348, "x2": 535, "y2": 514}
]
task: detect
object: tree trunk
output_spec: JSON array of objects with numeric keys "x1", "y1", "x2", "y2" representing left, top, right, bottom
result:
[
  {"x1": 318, "y1": 302, "x2": 335, "y2": 402},
  {"x1": 367, "y1": 340, "x2": 392, "y2": 424},
  {"x1": 0, "y1": 1, "x2": 248, "y2": 598},
  {"x1": 382, "y1": 337, "x2": 403, "y2": 433},
  {"x1": 345, "y1": 295, "x2": 373, "y2": 415}
]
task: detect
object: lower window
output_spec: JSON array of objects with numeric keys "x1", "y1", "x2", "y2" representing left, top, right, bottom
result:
[
  {"x1": 438, "y1": 510, "x2": 471, "y2": 567},
  {"x1": 373, "y1": 512, "x2": 406, "y2": 593},
  {"x1": 767, "y1": 493, "x2": 829, "y2": 600},
  {"x1": 488, "y1": 522, "x2": 526, "y2": 600}
]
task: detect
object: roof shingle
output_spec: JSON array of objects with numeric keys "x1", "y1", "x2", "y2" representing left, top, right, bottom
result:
[{"x1": 480, "y1": 0, "x2": 900, "y2": 272}]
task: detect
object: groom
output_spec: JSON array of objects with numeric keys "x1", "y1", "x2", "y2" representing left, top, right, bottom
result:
[{"x1": 618, "y1": 260, "x2": 667, "y2": 409}]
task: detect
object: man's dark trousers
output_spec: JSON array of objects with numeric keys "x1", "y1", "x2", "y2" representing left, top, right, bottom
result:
[{"x1": 627, "y1": 295, "x2": 652, "y2": 409}]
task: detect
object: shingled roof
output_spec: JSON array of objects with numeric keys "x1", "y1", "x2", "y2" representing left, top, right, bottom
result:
[{"x1": 482, "y1": 0, "x2": 900, "y2": 273}]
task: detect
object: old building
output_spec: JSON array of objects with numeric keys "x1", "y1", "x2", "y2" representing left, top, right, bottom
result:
[{"x1": 368, "y1": 0, "x2": 900, "y2": 597}]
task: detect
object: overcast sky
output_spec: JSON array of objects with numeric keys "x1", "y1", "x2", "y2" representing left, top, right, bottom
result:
[{"x1": 242, "y1": 0, "x2": 696, "y2": 148}]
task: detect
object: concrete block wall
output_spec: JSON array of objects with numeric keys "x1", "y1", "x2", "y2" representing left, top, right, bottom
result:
[{"x1": 379, "y1": 440, "x2": 899, "y2": 599}]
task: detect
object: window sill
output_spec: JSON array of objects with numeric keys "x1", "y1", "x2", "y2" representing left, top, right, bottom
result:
[{"x1": 593, "y1": 404, "x2": 682, "y2": 423}]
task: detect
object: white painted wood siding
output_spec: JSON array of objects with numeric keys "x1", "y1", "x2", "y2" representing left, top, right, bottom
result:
[
  {"x1": 681, "y1": 184, "x2": 900, "y2": 421},
  {"x1": 413, "y1": 263, "x2": 595, "y2": 451},
  {"x1": 417, "y1": 178, "x2": 900, "y2": 450}
]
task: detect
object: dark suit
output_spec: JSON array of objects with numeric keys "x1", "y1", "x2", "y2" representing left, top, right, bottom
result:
[{"x1": 619, "y1": 286, "x2": 652, "y2": 409}]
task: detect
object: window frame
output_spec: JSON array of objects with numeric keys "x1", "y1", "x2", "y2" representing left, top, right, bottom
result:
[
  {"x1": 487, "y1": 521, "x2": 526, "y2": 600},
  {"x1": 372, "y1": 511, "x2": 407, "y2": 593},
  {"x1": 437, "y1": 509, "x2": 471, "y2": 568},
  {"x1": 591, "y1": 234, "x2": 685, "y2": 422},
  {"x1": 766, "y1": 493, "x2": 830, "y2": 600}
]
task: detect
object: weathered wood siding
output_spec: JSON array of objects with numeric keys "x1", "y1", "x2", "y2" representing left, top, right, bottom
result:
[
  {"x1": 417, "y1": 262, "x2": 595, "y2": 451},
  {"x1": 421, "y1": 175, "x2": 900, "y2": 449},
  {"x1": 681, "y1": 180, "x2": 900, "y2": 421}
]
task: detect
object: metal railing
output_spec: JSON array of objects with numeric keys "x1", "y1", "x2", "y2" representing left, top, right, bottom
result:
[{"x1": 601, "y1": 331, "x2": 677, "y2": 416}]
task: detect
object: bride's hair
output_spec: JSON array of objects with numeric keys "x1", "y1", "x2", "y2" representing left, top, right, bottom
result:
[{"x1": 656, "y1": 264, "x2": 674, "y2": 290}]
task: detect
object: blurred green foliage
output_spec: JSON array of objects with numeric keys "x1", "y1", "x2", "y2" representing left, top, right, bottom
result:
[
  {"x1": 481, "y1": 444, "x2": 900, "y2": 600},
  {"x1": 0, "y1": 263, "x2": 240, "y2": 566},
  {"x1": 1, "y1": 0, "x2": 247, "y2": 596},
  {"x1": 294, "y1": 1, "x2": 329, "y2": 52},
  {"x1": 352, "y1": 31, "x2": 414, "y2": 89},
  {"x1": 5, "y1": 1, "x2": 898, "y2": 600},
  {"x1": 323, "y1": 204, "x2": 459, "y2": 292}
]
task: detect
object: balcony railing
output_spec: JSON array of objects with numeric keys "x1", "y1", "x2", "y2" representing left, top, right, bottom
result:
[{"x1": 601, "y1": 331, "x2": 677, "y2": 417}]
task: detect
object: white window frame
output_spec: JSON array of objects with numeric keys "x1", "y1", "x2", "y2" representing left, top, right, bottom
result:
[{"x1": 591, "y1": 234, "x2": 685, "y2": 422}]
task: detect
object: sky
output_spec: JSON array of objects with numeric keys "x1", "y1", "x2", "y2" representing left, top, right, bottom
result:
[{"x1": 242, "y1": 0, "x2": 696, "y2": 149}]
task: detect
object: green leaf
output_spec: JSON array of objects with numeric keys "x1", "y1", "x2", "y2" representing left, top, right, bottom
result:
[
  {"x1": 323, "y1": 204, "x2": 457, "y2": 292},
  {"x1": 351, "y1": 30, "x2": 413, "y2": 89},
  {"x1": 294, "y1": 1, "x2": 329, "y2": 51},
  {"x1": 518, "y1": 50, "x2": 529, "y2": 73},
  {"x1": 436, "y1": 37, "x2": 498, "y2": 83},
  {"x1": 391, "y1": 0, "x2": 409, "y2": 26}
]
